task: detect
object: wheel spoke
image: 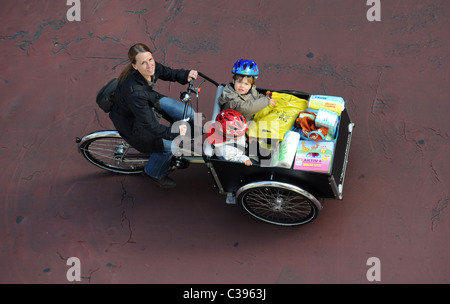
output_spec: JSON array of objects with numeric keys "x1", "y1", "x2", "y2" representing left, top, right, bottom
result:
[
  {"x1": 238, "y1": 184, "x2": 319, "y2": 226},
  {"x1": 80, "y1": 136, "x2": 148, "y2": 173}
]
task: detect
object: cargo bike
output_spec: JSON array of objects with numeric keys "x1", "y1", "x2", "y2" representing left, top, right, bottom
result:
[{"x1": 77, "y1": 73, "x2": 355, "y2": 226}]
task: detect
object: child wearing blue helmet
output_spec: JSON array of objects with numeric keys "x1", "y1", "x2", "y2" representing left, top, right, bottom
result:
[{"x1": 218, "y1": 59, "x2": 276, "y2": 122}]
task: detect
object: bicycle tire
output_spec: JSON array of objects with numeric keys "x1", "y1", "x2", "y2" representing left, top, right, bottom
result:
[
  {"x1": 236, "y1": 181, "x2": 322, "y2": 226},
  {"x1": 78, "y1": 131, "x2": 149, "y2": 174}
]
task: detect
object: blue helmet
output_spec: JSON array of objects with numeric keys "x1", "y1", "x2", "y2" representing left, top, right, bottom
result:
[{"x1": 231, "y1": 59, "x2": 259, "y2": 78}]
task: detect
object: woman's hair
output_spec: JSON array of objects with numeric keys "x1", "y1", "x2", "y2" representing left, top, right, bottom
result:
[
  {"x1": 232, "y1": 74, "x2": 256, "y2": 86},
  {"x1": 117, "y1": 43, "x2": 152, "y2": 83}
]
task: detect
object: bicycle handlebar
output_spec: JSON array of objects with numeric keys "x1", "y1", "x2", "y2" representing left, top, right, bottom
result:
[
  {"x1": 198, "y1": 72, "x2": 219, "y2": 87},
  {"x1": 180, "y1": 72, "x2": 217, "y2": 101},
  {"x1": 180, "y1": 72, "x2": 219, "y2": 122}
]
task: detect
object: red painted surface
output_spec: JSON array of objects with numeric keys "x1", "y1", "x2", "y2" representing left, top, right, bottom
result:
[{"x1": 1, "y1": 0, "x2": 448, "y2": 284}]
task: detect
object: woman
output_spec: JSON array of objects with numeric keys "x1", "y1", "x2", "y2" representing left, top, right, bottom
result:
[{"x1": 109, "y1": 43, "x2": 198, "y2": 188}]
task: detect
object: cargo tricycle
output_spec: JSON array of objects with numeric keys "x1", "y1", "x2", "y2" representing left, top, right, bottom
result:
[{"x1": 76, "y1": 73, "x2": 355, "y2": 226}]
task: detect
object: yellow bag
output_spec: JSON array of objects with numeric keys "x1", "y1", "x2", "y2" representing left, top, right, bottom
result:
[{"x1": 248, "y1": 92, "x2": 308, "y2": 144}]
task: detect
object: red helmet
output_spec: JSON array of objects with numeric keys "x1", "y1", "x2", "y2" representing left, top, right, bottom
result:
[{"x1": 207, "y1": 109, "x2": 248, "y2": 144}]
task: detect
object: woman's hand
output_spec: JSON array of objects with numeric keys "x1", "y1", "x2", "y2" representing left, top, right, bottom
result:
[
  {"x1": 179, "y1": 124, "x2": 187, "y2": 136},
  {"x1": 188, "y1": 70, "x2": 198, "y2": 82},
  {"x1": 244, "y1": 159, "x2": 253, "y2": 166}
]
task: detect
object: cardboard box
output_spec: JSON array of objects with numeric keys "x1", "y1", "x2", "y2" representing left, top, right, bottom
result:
[
  {"x1": 315, "y1": 108, "x2": 339, "y2": 138},
  {"x1": 308, "y1": 95, "x2": 345, "y2": 115},
  {"x1": 293, "y1": 140, "x2": 335, "y2": 173}
]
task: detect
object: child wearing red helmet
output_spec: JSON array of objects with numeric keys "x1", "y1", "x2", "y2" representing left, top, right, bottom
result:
[
  {"x1": 218, "y1": 59, "x2": 276, "y2": 122},
  {"x1": 207, "y1": 109, "x2": 253, "y2": 166}
]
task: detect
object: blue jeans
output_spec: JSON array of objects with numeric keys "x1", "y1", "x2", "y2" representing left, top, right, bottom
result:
[{"x1": 144, "y1": 97, "x2": 195, "y2": 179}]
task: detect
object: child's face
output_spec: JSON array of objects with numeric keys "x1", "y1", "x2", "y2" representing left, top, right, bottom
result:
[{"x1": 234, "y1": 76, "x2": 252, "y2": 95}]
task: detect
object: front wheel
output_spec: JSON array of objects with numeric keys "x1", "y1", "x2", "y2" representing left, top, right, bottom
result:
[
  {"x1": 236, "y1": 181, "x2": 322, "y2": 226},
  {"x1": 77, "y1": 131, "x2": 149, "y2": 174}
]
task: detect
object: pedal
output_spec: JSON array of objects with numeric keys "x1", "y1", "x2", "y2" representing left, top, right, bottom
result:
[
  {"x1": 170, "y1": 157, "x2": 190, "y2": 170},
  {"x1": 226, "y1": 194, "x2": 236, "y2": 204}
]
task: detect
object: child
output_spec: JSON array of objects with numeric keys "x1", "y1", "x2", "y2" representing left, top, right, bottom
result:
[
  {"x1": 218, "y1": 59, "x2": 276, "y2": 122},
  {"x1": 207, "y1": 109, "x2": 253, "y2": 166}
]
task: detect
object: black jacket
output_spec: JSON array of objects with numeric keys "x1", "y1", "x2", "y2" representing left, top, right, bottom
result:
[{"x1": 109, "y1": 62, "x2": 190, "y2": 153}]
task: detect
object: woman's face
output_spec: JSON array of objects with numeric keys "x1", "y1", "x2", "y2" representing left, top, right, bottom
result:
[
  {"x1": 133, "y1": 51, "x2": 155, "y2": 80},
  {"x1": 234, "y1": 76, "x2": 253, "y2": 95}
]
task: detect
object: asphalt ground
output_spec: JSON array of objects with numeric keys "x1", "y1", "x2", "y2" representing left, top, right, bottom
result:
[{"x1": 1, "y1": 0, "x2": 448, "y2": 285}]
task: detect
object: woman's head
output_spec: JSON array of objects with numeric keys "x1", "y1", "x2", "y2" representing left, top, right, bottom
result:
[
  {"x1": 129, "y1": 43, "x2": 155, "y2": 80},
  {"x1": 118, "y1": 43, "x2": 154, "y2": 82}
]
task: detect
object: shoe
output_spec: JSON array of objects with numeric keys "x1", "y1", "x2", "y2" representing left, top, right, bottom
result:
[{"x1": 141, "y1": 172, "x2": 176, "y2": 188}]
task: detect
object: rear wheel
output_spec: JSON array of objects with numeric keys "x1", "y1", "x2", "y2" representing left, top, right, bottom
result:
[
  {"x1": 236, "y1": 181, "x2": 322, "y2": 226},
  {"x1": 78, "y1": 131, "x2": 149, "y2": 174}
]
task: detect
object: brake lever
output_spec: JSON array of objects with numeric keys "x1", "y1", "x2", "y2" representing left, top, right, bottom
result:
[
  {"x1": 180, "y1": 78, "x2": 205, "y2": 120},
  {"x1": 188, "y1": 80, "x2": 199, "y2": 97},
  {"x1": 181, "y1": 80, "x2": 201, "y2": 101}
]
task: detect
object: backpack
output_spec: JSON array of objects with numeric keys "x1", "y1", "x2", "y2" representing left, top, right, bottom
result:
[{"x1": 96, "y1": 78, "x2": 145, "y2": 113}]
